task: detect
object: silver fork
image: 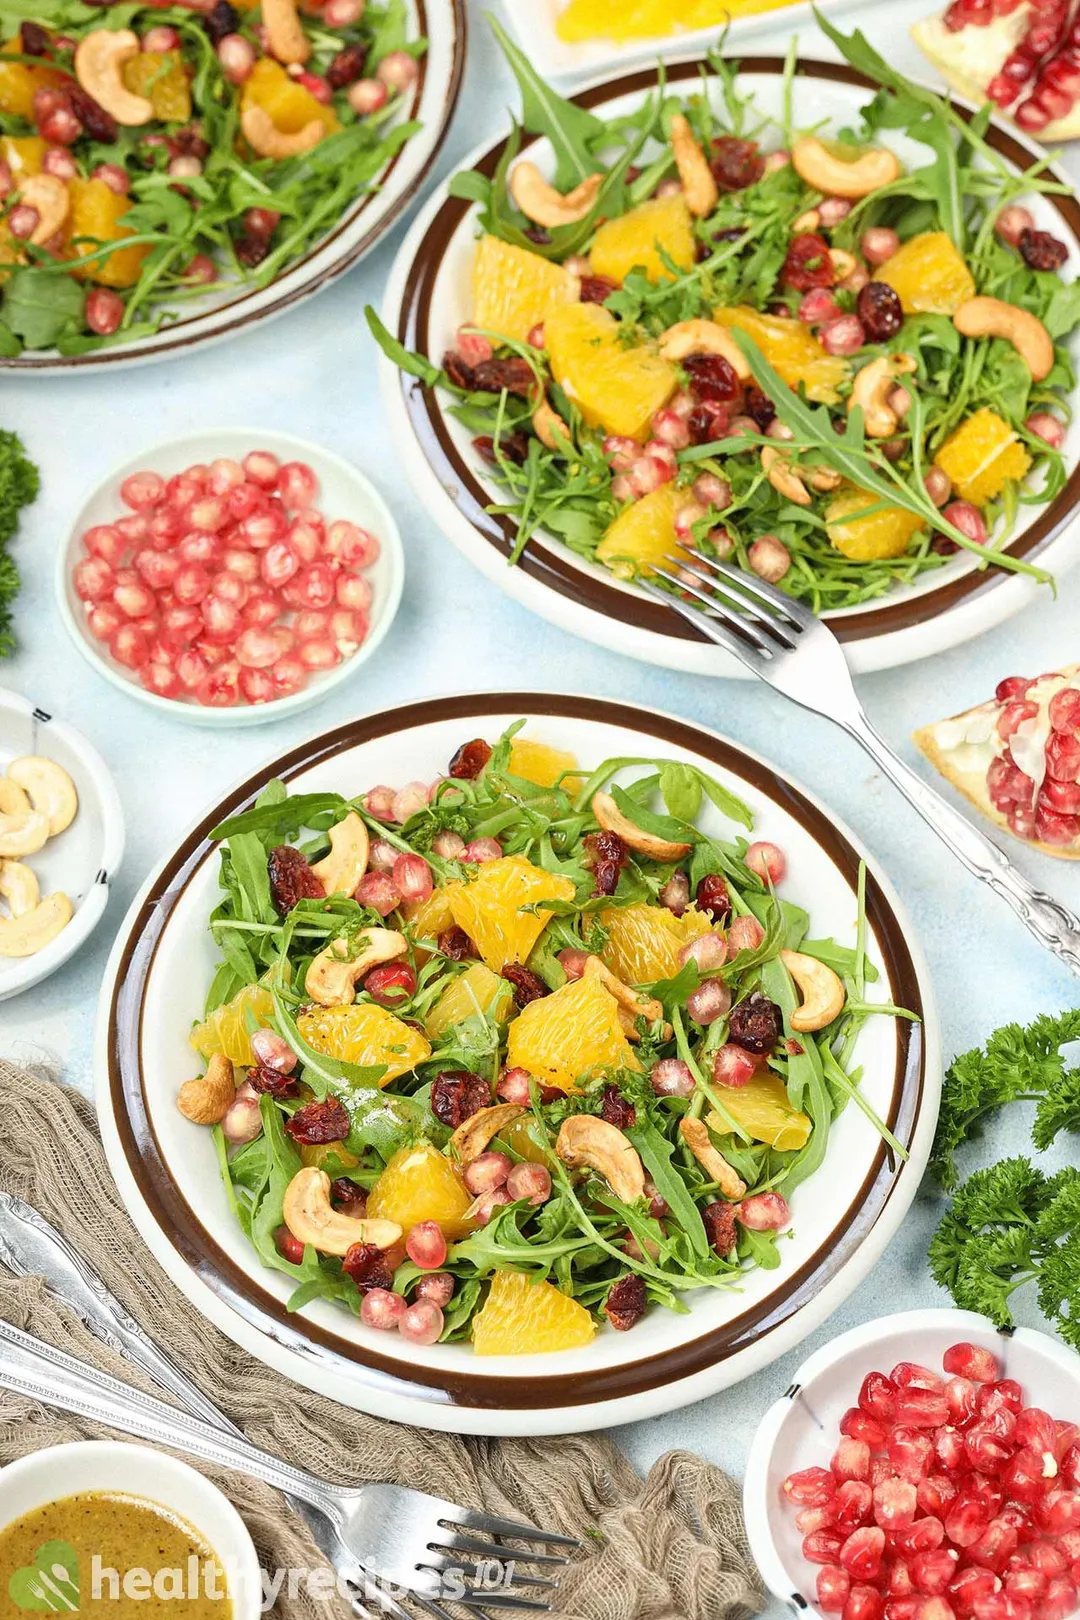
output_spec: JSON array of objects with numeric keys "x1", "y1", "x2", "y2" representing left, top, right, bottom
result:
[
  {"x1": 644, "y1": 545, "x2": 1080, "y2": 976},
  {"x1": 0, "y1": 1314, "x2": 574, "y2": 1613}
]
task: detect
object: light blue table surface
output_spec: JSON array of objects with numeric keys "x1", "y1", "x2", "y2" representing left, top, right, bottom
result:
[{"x1": 3, "y1": 1, "x2": 1080, "y2": 1608}]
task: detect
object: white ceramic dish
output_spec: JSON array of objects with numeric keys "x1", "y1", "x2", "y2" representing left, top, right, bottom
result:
[
  {"x1": 0, "y1": 1440, "x2": 261, "y2": 1620},
  {"x1": 95, "y1": 693, "x2": 940, "y2": 1436},
  {"x1": 3, "y1": 0, "x2": 464, "y2": 375},
  {"x1": 493, "y1": 0, "x2": 868, "y2": 80},
  {"x1": 378, "y1": 57, "x2": 1080, "y2": 679},
  {"x1": 0, "y1": 687, "x2": 124, "y2": 1002},
  {"x1": 56, "y1": 428, "x2": 405, "y2": 729},
  {"x1": 743, "y1": 1308, "x2": 1080, "y2": 1616}
]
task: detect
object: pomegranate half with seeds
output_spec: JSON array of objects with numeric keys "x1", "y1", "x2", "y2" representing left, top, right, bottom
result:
[{"x1": 913, "y1": 1, "x2": 1080, "y2": 141}]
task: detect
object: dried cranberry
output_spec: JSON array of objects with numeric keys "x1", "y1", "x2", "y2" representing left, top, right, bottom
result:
[
  {"x1": 285, "y1": 1097, "x2": 350, "y2": 1144},
  {"x1": 203, "y1": 0, "x2": 239, "y2": 42},
  {"x1": 585, "y1": 828, "x2": 626, "y2": 897},
  {"x1": 523, "y1": 224, "x2": 551, "y2": 246},
  {"x1": 438, "y1": 926, "x2": 476, "y2": 960},
  {"x1": 695, "y1": 872, "x2": 731, "y2": 922},
  {"x1": 579, "y1": 275, "x2": 618, "y2": 304},
  {"x1": 601, "y1": 1085, "x2": 637, "y2": 1129},
  {"x1": 501, "y1": 963, "x2": 550, "y2": 1007},
  {"x1": 171, "y1": 127, "x2": 211, "y2": 160},
  {"x1": 331, "y1": 1178, "x2": 367, "y2": 1212},
  {"x1": 604, "y1": 1273, "x2": 647, "y2": 1331},
  {"x1": 590, "y1": 859, "x2": 619, "y2": 896},
  {"x1": 703, "y1": 1200, "x2": 738, "y2": 1257},
  {"x1": 1019, "y1": 227, "x2": 1069, "y2": 271},
  {"x1": 709, "y1": 135, "x2": 765, "y2": 191},
  {"x1": 783, "y1": 232, "x2": 835, "y2": 292},
  {"x1": 856, "y1": 282, "x2": 903, "y2": 342},
  {"x1": 67, "y1": 85, "x2": 116, "y2": 143},
  {"x1": 268, "y1": 845, "x2": 324, "y2": 913},
  {"x1": 20, "y1": 21, "x2": 50, "y2": 55},
  {"x1": 326, "y1": 42, "x2": 367, "y2": 89},
  {"x1": 684, "y1": 351, "x2": 742, "y2": 403},
  {"x1": 443, "y1": 351, "x2": 475, "y2": 390},
  {"x1": 472, "y1": 432, "x2": 530, "y2": 467},
  {"x1": 471, "y1": 357, "x2": 536, "y2": 397},
  {"x1": 247, "y1": 1064, "x2": 299, "y2": 1099},
  {"x1": 447, "y1": 737, "x2": 492, "y2": 779},
  {"x1": 431, "y1": 1070, "x2": 490, "y2": 1127},
  {"x1": 235, "y1": 232, "x2": 271, "y2": 269},
  {"x1": 687, "y1": 401, "x2": 730, "y2": 446},
  {"x1": 728, "y1": 991, "x2": 782, "y2": 1054},
  {"x1": 342, "y1": 1242, "x2": 393, "y2": 1292},
  {"x1": 745, "y1": 386, "x2": 777, "y2": 428}
]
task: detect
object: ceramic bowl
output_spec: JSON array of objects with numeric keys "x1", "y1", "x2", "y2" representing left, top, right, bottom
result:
[
  {"x1": 0, "y1": 687, "x2": 124, "y2": 1001},
  {"x1": 56, "y1": 428, "x2": 405, "y2": 728},
  {"x1": 743, "y1": 1307, "x2": 1080, "y2": 1615}
]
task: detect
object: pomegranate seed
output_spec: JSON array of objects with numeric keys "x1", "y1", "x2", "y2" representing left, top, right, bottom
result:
[
  {"x1": 114, "y1": 579, "x2": 156, "y2": 618},
  {"x1": 944, "y1": 1343, "x2": 1000, "y2": 1383},
  {"x1": 197, "y1": 661, "x2": 241, "y2": 706},
  {"x1": 360, "y1": 1288, "x2": 406, "y2": 1330},
  {"x1": 737, "y1": 1191, "x2": 790, "y2": 1230},
  {"x1": 109, "y1": 624, "x2": 150, "y2": 670},
  {"x1": 133, "y1": 549, "x2": 179, "y2": 591},
  {"x1": 862, "y1": 227, "x2": 900, "y2": 264},
  {"x1": 217, "y1": 32, "x2": 255, "y2": 83},
  {"x1": 946, "y1": 1495, "x2": 991, "y2": 1548},
  {"x1": 414, "y1": 1273, "x2": 454, "y2": 1307},
  {"x1": 505, "y1": 1162, "x2": 551, "y2": 1205},
  {"x1": 844, "y1": 1588, "x2": 884, "y2": 1620},
  {"x1": 967, "y1": 1516, "x2": 1018, "y2": 1572},
  {"x1": 392, "y1": 852, "x2": 433, "y2": 903},
  {"x1": 821, "y1": 315, "x2": 867, "y2": 355},
  {"x1": 834, "y1": 1438, "x2": 872, "y2": 1482},
  {"x1": 206, "y1": 458, "x2": 243, "y2": 496},
  {"x1": 979, "y1": 1380, "x2": 1023, "y2": 1419},
  {"x1": 81, "y1": 526, "x2": 125, "y2": 565},
  {"x1": 74, "y1": 557, "x2": 115, "y2": 602},
  {"x1": 463, "y1": 1152, "x2": 511, "y2": 1195},
  {"x1": 859, "y1": 1371, "x2": 898, "y2": 1421},
  {"x1": 240, "y1": 450, "x2": 278, "y2": 488},
  {"x1": 842, "y1": 1408, "x2": 889, "y2": 1448},
  {"x1": 894, "y1": 1518, "x2": 945, "y2": 1557},
  {"x1": 355, "y1": 872, "x2": 400, "y2": 916},
  {"x1": 727, "y1": 915, "x2": 763, "y2": 956},
  {"x1": 650, "y1": 1058, "x2": 696, "y2": 1098},
  {"x1": 1035, "y1": 1489, "x2": 1080, "y2": 1534},
  {"x1": 377, "y1": 49, "x2": 419, "y2": 92},
  {"x1": 1031, "y1": 1544, "x2": 1069, "y2": 1577},
  {"x1": 209, "y1": 570, "x2": 248, "y2": 608},
  {"x1": 297, "y1": 637, "x2": 340, "y2": 670},
  {"x1": 806, "y1": 1529, "x2": 847, "y2": 1564},
  {"x1": 785, "y1": 1468, "x2": 838, "y2": 1507},
  {"x1": 942, "y1": 501, "x2": 989, "y2": 546},
  {"x1": 1049, "y1": 687, "x2": 1080, "y2": 733},
  {"x1": 336, "y1": 572, "x2": 373, "y2": 613},
  {"x1": 918, "y1": 1476, "x2": 958, "y2": 1518},
  {"x1": 200, "y1": 595, "x2": 240, "y2": 643},
  {"x1": 269, "y1": 654, "x2": 306, "y2": 698},
  {"x1": 651, "y1": 407, "x2": 691, "y2": 449},
  {"x1": 894, "y1": 1364, "x2": 946, "y2": 1392},
  {"x1": 462, "y1": 837, "x2": 502, "y2": 863},
  {"x1": 42, "y1": 144, "x2": 77, "y2": 180},
  {"x1": 835, "y1": 1481, "x2": 874, "y2": 1533},
  {"x1": 288, "y1": 518, "x2": 322, "y2": 564},
  {"x1": 140, "y1": 662, "x2": 179, "y2": 699},
  {"x1": 405, "y1": 1220, "x2": 447, "y2": 1271},
  {"x1": 875, "y1": 1479, "x2": 917, "y2": 1531},
  {"x1": 399, "y1": 1300, "x2": 443, "y2": 1345},
  {"x1": 890, "y1": 1429, "x2": 934, "y2": 1483},
  {"x1": 348, "y1": 77, "x2": 388, "y2": 114},
  {"x1": 1026, "y1": 411, "x2": 1065, "y2": 450},
  {"x1": 799, "y1": 288, "x2": 843, "y2": 325},
  {"x1": 175, "y1": 649, "x2": 208, "y2": 690},
  {"x1": 274, "y1": 1225, "x2": 305, "y2": 1264},
  {"x1": 1043, "y1": 1576, "x2": 1079, "y2": 1619},
  {"x1": 897, "y1": 1388, "x2": 950, "y2": 1429},
  {"x1": 88, "y1": 602, "x2": 124, "y2": 640},
  {"x1": 326, "y1": 519, "x2": 379, "y2": 567},
  {"x1": 911, "y1": 1549, "x2": 959, "y2": 1595},
  {"x1": 745, "y1": 839, "x2": 786, "y2": 884},
  {"x1": 840, "y1": 1527, "x2": 886, "y2": 1581},
  {"x1": 277, "y1": 461, "x2": 317, "y2": 509},
  {"x1": 121, "y1": 471, "x2": 165, "y2": 511},
  {"x1": 964, "y1": 1422, "x2": 1014, "y2": 1474},
  {"x1": 996, "y1": 205, "x2": 1034, "y2": 246},
  {"x1": 971, "y1": 1596, "x2": 1030, "y2": 1620},
  {"x1": 686, "y1": 977, "x2": 732, "y2": 1024},
  {"x1": 819, "y1": 1565, "x2": 852, "y2": 1613},
  {"x1": 945, "y1": 1376, "x2": 978, "y2": 1425}
]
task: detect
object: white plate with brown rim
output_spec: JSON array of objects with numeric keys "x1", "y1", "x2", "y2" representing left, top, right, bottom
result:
[
  {"x1": 94, "y1": 691, "x2": 939, "y2": 1436},
  {"x1": 378, "y1": 54, "x2": 1080, "y2": 679},
  {"x1": 4, "y1": 0, "x2": 465, "y2": 375}
]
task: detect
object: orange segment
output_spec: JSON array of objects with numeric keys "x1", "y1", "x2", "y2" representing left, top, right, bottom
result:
[
  {"x1": 589, "y1": 193, "x2": 695, "y2": 285},
  {"x1": 403, "y1": 885, "x2": 457, "y2": 940},
  {"x1": 826, "y1": 487, "x2": 926, "y2": 561},
  {"x1": 425, "y1": 962, "x2": 514, "y2": 1037},
  {"x1": 447, "y1": 855, "x2": 575, "y2": 972},
  {"x1": 545, "y1": 302, "x2": 678, "y2": 442},
  {"x1": 556, "y1": 0, "x2": 783, "y2": 42},
  {"x1": 190, "y1": 984, "x2": 275, "y2": 1066},
  {"x1": 596, "y1": 485, "x2": 690, "y2": 580},
  {"x1": 122, "y1": 50, "x2": 192, "y2": 121},
  {"x1": 472, "y1": 234, "x2": 581, "y2": 345},
  {"x1": 67, "y1": 178, "x2": 148, "y2": 288},
  {"x1": 472, "y1": 1270, "x2": 595, "y2": 1354},
  {"x1": 599, "y1": 902, "x2": 712, "y2": 983},
  {"x1": 0, "y1": 40, "x2": 64, "y2": 120},
  {"x1": 714, "y1": 306, "x2": 849, "y2": 404},
  {"x1": 876, "y1": 231, "x2": 975, "y2": 316},
  {"x1": 933, "y1": 407, "x2": 1032, "y2": 506},
  {"x1": 296, "y1": 1003, "x2": 431, "y2": 1087},
  {"x1": 507, "y1": 737, "x2": 582, "y2": 791},
  {"x1": 707, "y1": 1071, "x2": 811, "y2": 1151},
  {"x1": 367, "y1": 1142, "x2": 475, "y2": 1239},
  {"x1": 1, "y1": 136, "x2": 45, "y2": 179},
  {"x1": 241, "y1": 58, "x2": 338, "y2": 138},
  {"x1": 299, "y1": 1141, "x2": 360, "y2": 1170},
  {"x1": 505, "y1": 971, "x2": 641, "y2": 1092}
]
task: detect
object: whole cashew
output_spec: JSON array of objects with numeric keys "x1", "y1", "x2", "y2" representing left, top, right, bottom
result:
[
  {"x1": 0, "y1": 860, "x2": 40, "y2": 919},
  {"x1": 657, "y1": 319, "x2": 751, "y2": 379},
  {"x1": 74, "y1": 30, "x2": 153, "y2": 126},
  {"x1": 0, "y1": 807, "x2": 49, "y2": 859},
  {"x1": 761, "y1": 445, "x2": 812, "y2": 507},
  {"x1": 282, "y1": 1166, "x2": 402, "y2": 1256},
  {"x1": 556, "y1": 1115, "x2": 645, "y2": 1205},
  {"x1": 0, "y1": 891, "x2": 73, "y2": 958},
  {"x1": 262, "y1": 0, "x2": 311, "y2": 65},
  {"x1": 953, "y1": 297, "x2": 1054, "y2": 384},
  {"x1": 305, "y1": 926, "x2": 407, "y2": 1007},
  {"x1": 591, "y1": 790, "x2": 691, "y2": 861},
  {"x1": 509, "y1": 161, "x2": 602, "y2": 229},
  {"x1": 780, "y1": 948, "x2": 845, "y2": 1032},
  {"x1": 792, "y1": 136, "x2": 902, "y2": 200},
  {"x1": 847, "y1": 356, "x2": 913, "y2": 439},
  {"x1": 177, "y1": 1052, "x2": 236, "y2": 1125},
  {"x1": 17, "y1": 175, "x2": 70, "y2": 248},
  {"x1": 449, "y1": 1103, "x2": 525, "y2": 1165},
  {"x1": 679, "y1": 1116, "x2": 746, "y2": 1200},
  {"x1": 311, "y1": 811, "x2": 369, "y2": 898},
  {"x1": 0, "y1": 780, "x2": 29, "y2": 818},
  {"x1": 794, "y1": 208, "x2": 821, "y2": 233},
  {"x1": 533, "y1": 398, "x2": 570, "y2": 452},
  {"x1": 583, "y1": 956, "x2": 669, "y2": 1042},
  {"x1": 809, "y1": 466, "x2": 843, "y2": 492},
  {"x1": 8, "y1": 756, "x2": 78, "y2": 837},
  {"x1": 241, "y1": 103, "x2": 325, "y2": 160},
  {"x1": 669, "y1": 113, "x2": 718, "y2": 219}
]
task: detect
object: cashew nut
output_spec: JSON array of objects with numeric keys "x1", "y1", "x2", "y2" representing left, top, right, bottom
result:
[
  {"x1": 509, "y1": 161, "x2": 603, "y2": 229},
  {"x1": 829, "y1": 247, "x2": 858, "y2": 281},
  {"x1": 669, "y1": 113, "x2": 718, "y2": 219},
  {"x1": 591, "y1": 791, "x2": 692, "y2": 861},
  {"x1": 678, "y1": 1116, "x2": 746, "y2": 1200},
  {"x1": 809, "y1": 466, "x2": 843, "y2": 492},
  {"x1": 8, "y1": 756, "x2": 78, "y2": 837},
  {"x1": 262, "y1": 0, "x2": 311, "y2": 65},
  {"x1": 0, "y1": 806, "x2": 49, "y2": 859},
  {"x1": 311, "y1": 811, "x2": 369, "y2": 898},
  {"x1": 761, "y1": 445, "x2": 813, "y2": 507},
  {"x1": 657, "y1": 319, "x2": 751, "y2": 380},
  {"x1": 74, "y1": 30, "x2": 153, "y2": 126},
  {"x1": 305, "y1": 927, "x2": 407, "y2": 1007},
  {"x1": 449, "y1": 1103, "x2": 525, "y2": 1165},
  {"x1": 792, "y1": 136, "x2": 902, "y2": 200},
  {"x1": 583, "y1": 956, "x2": 669, "y2": 1041},
  {"x1": 0, "y1": 860, "x2": 40, "y2": 919},
  {"x1": 780, "y1": 948, "x2": 845, "y2": 1032},
  {"x1": 953, "y1": 297, "x2": 1054, "y2": 384},
  {"x1": 533, "y1": 398, "x2": 570, "y2": 452},
  {"x1": 848, "y1": 356, "x2": 912, "y2": 439},
  {"x1": 177, "y1": 1052, "x2": 236, "y2": 1125},
  {"x1": 282, "y1": 1166, "x2": 402, "y2": 1257},
  {"x1": 556, "y1": 1115, "x2": 645, "y2": 1205},
  {"x1": 17, "y1": 175, "x2": 70, "y2": 248},
  {"x1": 0, "y1": 780, "x2": 29, "y2": 818},
  {"x1": 241, "y1": 104, "x2": 325, "y2": 160},
  {"x1": 0, "y1": 891, "x2": 72, "y2": 958},
  {"x1": 794, "y1": 208, "x2": 821, "y2": 233}
]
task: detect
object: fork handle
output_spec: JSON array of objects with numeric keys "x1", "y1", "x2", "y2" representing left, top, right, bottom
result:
[
  {"x1": 844, "y1": 712, "x2": 1080, "y2": 976},
  {"x1": 0, "y1": 1316, "x2": 346, "y2": 1525}
]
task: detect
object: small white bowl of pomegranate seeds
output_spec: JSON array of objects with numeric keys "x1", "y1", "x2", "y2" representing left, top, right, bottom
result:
[
  {"x1": 57, "y1": 430, "x2": 403, "y2": 725},
  {"x1": 744, "y1": 1309, "x2": 1080, "y2": 1620}
]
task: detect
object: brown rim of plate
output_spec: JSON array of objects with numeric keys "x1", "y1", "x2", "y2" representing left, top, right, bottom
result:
[
  {"x1": 1, "y1": 0, "x2": 466, "y2": 372},
  {"x1": 394, "y1": 56, "x2": 1080, "y2": 647},
  {"x1": 106, "y1": 692, "x2": 927, "y2": 1410}
]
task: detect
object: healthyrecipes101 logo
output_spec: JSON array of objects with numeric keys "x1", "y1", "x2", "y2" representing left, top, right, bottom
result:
[{"x1": 8, "y1": 1540, "x2": 80, "y2": 1612}]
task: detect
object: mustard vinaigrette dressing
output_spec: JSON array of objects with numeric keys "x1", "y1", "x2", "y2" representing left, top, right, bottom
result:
[
  {"x1": 0, "y1": 1494, "x2": 231, "y2": 1620},
  {"x1": 554, "y1": 0, "x2": 799, "y2": 44}
]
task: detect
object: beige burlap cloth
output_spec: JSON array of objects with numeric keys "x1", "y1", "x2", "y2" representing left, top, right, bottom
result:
[{"x1": 0, "y1": 1060, "x2": 764, "y2": 1620}]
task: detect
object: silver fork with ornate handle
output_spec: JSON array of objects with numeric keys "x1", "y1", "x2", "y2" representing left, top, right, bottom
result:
[
  {"x1": 642, "y1": 545, "x2": 1080, "y2": 977},
  {"x1": 0, "y1": 1314, "x2": 573, "y2": 1613}
]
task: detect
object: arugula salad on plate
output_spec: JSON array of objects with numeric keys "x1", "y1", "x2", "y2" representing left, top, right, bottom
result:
[
  {"x1": 372, "y1": 16, "x2": 1080, "y2": 616},
  {"x1": 178, "y1": 724, "x2": 911, "y2": 1356}
]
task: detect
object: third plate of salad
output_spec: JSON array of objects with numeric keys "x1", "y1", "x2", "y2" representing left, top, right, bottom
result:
[{"x1": 376, "y1": 17, "x2": 1080, "y2": 676}]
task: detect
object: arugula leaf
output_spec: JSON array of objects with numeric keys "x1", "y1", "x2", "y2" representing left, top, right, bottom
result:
[
  {"x1": 365, "y1": 306, "x2": 443, "y2": 387},
  {"x1": 627, "y1": 1122, "x2": 709, "y2": 1258},
  {"x1": 485, "y1": 13, "x2": 606, "y2": 190},
  {"x1": 2, "y1": 270, "x2": 85, "y2": 350}
]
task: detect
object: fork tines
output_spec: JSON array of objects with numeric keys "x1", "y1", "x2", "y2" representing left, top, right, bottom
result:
[{"x1": 641, "y1": 543, "x2": 814, "y2": 662}]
